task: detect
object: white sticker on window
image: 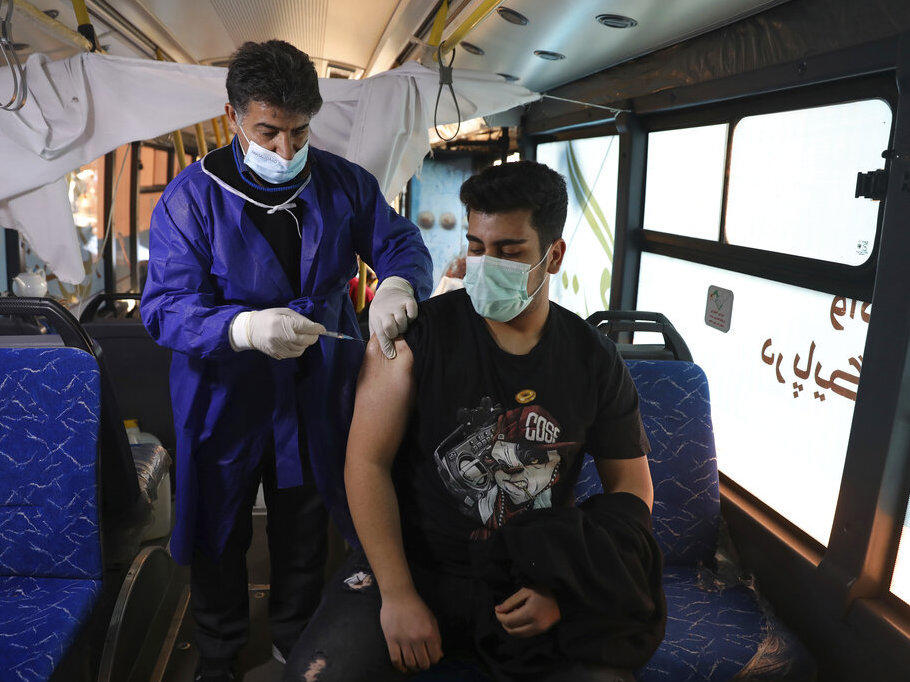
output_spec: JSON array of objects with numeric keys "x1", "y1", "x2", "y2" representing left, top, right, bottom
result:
[{"x1": 705, "y1": 285, "x2": 734, "y2": 332}]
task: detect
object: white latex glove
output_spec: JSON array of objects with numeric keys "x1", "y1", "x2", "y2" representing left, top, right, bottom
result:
[
  {"x1": 369, "y1": 276, "x2": 418, "y2": 359},
  {"x1": 229, "y1": 308, "x2": 325, "y2": 360}
]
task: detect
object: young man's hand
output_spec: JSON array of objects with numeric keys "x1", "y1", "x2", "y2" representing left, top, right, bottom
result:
[
  {"x1": 380, "y1": 590, "x2": 444, "y2": 673},
  {"x1": 494, "y1": 586, "x2": 561, "y2": 637}
]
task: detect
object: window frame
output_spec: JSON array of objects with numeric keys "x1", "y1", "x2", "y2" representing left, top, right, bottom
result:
[{"x1": 638, "y1": 74, "x2": 896, "y2": 302}]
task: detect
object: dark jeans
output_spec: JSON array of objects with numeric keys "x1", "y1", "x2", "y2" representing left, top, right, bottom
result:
[
  {"x1": 191, "y1": 448, "x2": 328, "y2": 662},
  {"x1": 283, "y1": 551, "x2": 635, "y2": 682}
]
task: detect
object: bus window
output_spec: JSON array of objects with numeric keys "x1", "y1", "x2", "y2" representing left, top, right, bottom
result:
[
  {"x1": 893, "y1": 504, "x2": 910, "y2": 604},
  {"x1": 637, "y1": 253, "x2": 870, "y2": 545},
  {"x1": 643, "y1": 124, "x2": 728, "y2": 240},
  {"x1": 725, "y1": 99, "x2": 892, "y2": 264},
  {"x1": 537, "y1": 135, "x2": 620, "y2": 316}
]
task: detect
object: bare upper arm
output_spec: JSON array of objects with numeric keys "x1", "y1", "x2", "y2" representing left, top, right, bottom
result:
[
  {"x1": 346, "y1": 335, "x2": 416, "y2": 471},
  {"x1": 595, "y1": 455, "x2": 654, "y2": 512}
]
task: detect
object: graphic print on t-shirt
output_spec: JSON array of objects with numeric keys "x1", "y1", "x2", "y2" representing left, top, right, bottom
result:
[{"x1": 433, "y1": 396, "x2": 580, "y2": 540}]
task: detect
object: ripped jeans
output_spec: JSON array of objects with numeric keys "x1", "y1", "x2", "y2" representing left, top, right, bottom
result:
[{"x1": 282, "y1": 550, "x2": 635, "y2": 682}]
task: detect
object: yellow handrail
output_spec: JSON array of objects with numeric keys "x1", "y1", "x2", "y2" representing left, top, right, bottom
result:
[
  {"x1": 211, "y1": 118, "x2": 225, "y2": 147},
  {"x1": 438, "y1": 0, "x2": 504, "y2": 56},
  {"x1": 69, "y1": 0, "x2": 98, "y2": 51},
  {"x1": 427, "y1": 0, "x2": 448, "y2": 47},
  {"x1": 12, "y1": 0, "x2": 91, "y2": 52},
  {"x1": 221, "y1": 114, "x2": 232, "y2": 141},
  {"x1": 355, "y1": 259, "x2": 368, "y2": 314},
  {"x1": 194, "y1": 122, "x2": 208, "y2": 156}
]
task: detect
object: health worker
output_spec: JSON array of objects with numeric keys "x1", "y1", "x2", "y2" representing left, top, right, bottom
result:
[{"x1": 141, "y1": 40, "x2": 432, "y2": 681}]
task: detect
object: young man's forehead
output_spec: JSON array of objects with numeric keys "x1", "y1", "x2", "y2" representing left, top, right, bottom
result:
[{"x1": 466, "y1": 209, "x2": 539, "y2": 246}]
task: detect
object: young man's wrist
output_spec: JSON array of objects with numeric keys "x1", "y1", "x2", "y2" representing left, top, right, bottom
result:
[{"x1": 378, "y1": 578, "x2": 418, "y2": 601}]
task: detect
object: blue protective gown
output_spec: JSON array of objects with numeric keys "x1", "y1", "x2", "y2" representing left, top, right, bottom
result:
[{"x1": 141, "y1": 146, "x2": 432, "y2": 565}]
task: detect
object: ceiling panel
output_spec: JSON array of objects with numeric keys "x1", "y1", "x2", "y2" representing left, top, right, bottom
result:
[{"x1": 444, "y1": 0, "x2": 792, "y2": 92}]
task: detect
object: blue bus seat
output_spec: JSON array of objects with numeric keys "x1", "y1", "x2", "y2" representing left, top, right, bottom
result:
[
  {"x1": 0, "y1": 348, "x2": 103, "y2": 681},
  {"x1": 575, "y1": 360, "x2": 816, "y2": 681}
]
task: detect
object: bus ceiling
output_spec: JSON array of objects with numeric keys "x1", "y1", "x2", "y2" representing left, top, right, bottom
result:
[{"x1": 7, "y1": 1, "x2": 899, "y2": 99}]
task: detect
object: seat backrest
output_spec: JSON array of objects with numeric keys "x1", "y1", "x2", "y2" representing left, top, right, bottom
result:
[
  {"x1": 83, "y1": 320, "x2": 175, "y2": 455},
  {"x1": 0, "y1": 347, "x2": 103, "y2": 580},
  {"x1": 575, "y1": 359, "x2": 720, "y2": 566}
]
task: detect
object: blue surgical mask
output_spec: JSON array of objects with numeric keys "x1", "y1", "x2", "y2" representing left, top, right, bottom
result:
[
  {"x1": 238, "y1": 121, "x2": 308, "y2": 184},
  {"x1": 463, "y1": 249, "x2": 550, "y2": 322}
]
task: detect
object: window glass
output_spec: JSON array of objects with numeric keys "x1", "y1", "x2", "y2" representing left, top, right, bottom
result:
[
  {"x1": 537, "y1": 136, "x2": 619, "y2": 317},
  {"x1": 725, "y1": 99, "x2": 892, "y2": 265},
  {"x1": 138, "y1": 147, "x2": 170, "y2": 292},
  {"x1": 643, "y1": 124, "x2": 728, "y2": 240},
  {"x1": 637, "y1": 252, "x2": 870, "y2": 544},
  {"x1": 20, "y1": 147, "x2": 135, "y2": 310},
  {"x1": 892, "y1": 504, "x2": 910, "y2": 604},
  {"x1": 408, "y1": 156, "x2": 472, "y2": 288},
  {"x1": 18, "y1": 158, "x2": 106, "y2": 308}
]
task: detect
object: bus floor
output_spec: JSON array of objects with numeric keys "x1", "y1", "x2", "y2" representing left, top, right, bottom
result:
[{"x1": 155, "y1": 510, "x2": 347, "y2": 682}]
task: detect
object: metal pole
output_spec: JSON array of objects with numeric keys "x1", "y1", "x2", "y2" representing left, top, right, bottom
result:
[
  {"x1": 129, "y1": 141, "x2": 140, "y2": 291},
  {"x1": 221, "y1": 115, "x2": 232, "y2": 142},
  {"x1": 211, "y1": 118, "x2": 225, "y2": 147},
  {"x1": 102, "y1": 151, "x2": 114, "y2": 295},
  {"x1": 194, "y1": 123, "x2": 208, "y2": 157},
  {"x1": 610, "y1": 112, "x2": 646, "y2": 322},
  {"x1": 355, "y1": 259, "x2": 368, "y2": 313},
  {"x1": 4, "y1": 228, "x2": 20, "y2": 292}
]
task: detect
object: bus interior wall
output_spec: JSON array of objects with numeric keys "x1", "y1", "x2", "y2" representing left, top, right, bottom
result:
[{"x1": 514, "y1": 0, "x2": 910, "y2": 679}]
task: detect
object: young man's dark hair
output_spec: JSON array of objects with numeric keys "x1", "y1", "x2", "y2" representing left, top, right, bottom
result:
[
  {"x1": 226, "y1": 39, "x2": 323, "y2": 118},
  {"x1": 459, "y1": 160, "x2": 568, "y2": 252}
]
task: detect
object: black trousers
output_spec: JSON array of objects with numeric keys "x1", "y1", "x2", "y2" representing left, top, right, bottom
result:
[
  {"x1": 191, "y1": 447, "x2": 328, "y2": 662},
  {"x1": 282, "y1": 551, "x2": 635, "y2": 682}
]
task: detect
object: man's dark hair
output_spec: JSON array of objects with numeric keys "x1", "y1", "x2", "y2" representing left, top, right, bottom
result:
[
  {"x1": 226, "y1": 40, "x2": 322, "y2": 118},
  {"x1": 459, "y1": 161, "x2": 568, "y2": 250}
]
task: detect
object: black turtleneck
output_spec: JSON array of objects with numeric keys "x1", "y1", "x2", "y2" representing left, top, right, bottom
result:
[{"x1": 203, "y1": 138, "x2": 308, "y2": 296}]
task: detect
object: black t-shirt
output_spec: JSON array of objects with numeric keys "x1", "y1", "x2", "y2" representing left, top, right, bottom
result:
[
  {"x1": 202, "y1": 138, "x2": 308, "y2": 296},
  {"x1": 397, "y1": 289, "x2": 650, "y2": 575}
]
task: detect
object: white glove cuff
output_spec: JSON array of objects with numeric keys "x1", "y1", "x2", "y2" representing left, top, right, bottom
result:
[
  {"x1": 378, "y1": 275, "x2": 413, "y2": 297},
  {"x1": 229, "y1": 311, "x2": 254, "y2": 351}
]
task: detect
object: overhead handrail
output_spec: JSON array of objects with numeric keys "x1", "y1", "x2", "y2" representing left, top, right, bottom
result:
[
  {"x1": 10, "y1": 0, "x2": 91, "y2": 52},
  {"x1": 70, "y1": 0, "x2": 97, "y2": 51},
  {"x1": 1, "y1": 0, "x2": 27, "y2": 111},
  {"x1": 437, "y1": 0, "x2": 503, "y2": 57}
]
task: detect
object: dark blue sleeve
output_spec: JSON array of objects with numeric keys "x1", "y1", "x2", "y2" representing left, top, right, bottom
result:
[
  {"x1": 140, "y1": 187, "x2": 251, "y2": 359},
  {"x1": 349, "y1": 167, "x2": 433, "y2": 301}
]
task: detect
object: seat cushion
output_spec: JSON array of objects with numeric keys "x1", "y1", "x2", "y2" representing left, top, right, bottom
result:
[
  {"x1": 0, "y1": 575, "x2": 101, "y2": 681},
  {"x1": 636, "y1": 567, "x2": 814, "y2": 681}
]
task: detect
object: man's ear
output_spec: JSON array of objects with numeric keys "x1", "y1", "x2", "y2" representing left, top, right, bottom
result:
[
  {"x1": 547, "y1": 239, "x2": 567, "y2": 274},
  {"x1": 224, "y1": 103, "x2": 239, "y2": 134}
]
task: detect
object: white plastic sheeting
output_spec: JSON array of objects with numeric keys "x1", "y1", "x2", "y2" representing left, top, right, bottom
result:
[{"x1": 0, "y1": 53, "x2": 538, "y2": 284}]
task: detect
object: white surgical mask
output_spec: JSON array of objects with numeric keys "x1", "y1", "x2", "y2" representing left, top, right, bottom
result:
[
  {"x1": 463, "y1": 248, "x2": 550, "y2": 322},
  {"x1": 238, "y1": 121, "x2": 308, "y2": 185}
]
